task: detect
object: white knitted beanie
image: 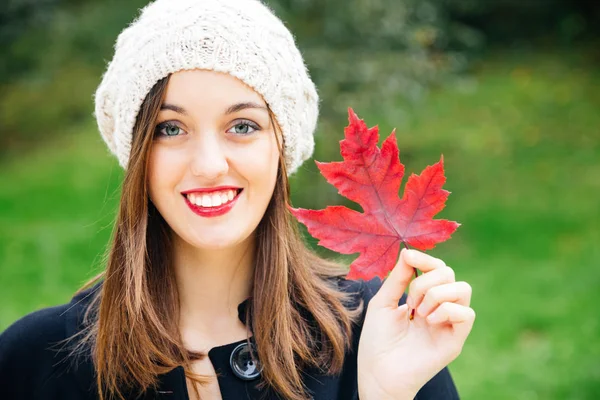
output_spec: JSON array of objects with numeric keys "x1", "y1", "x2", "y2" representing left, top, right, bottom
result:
[{"x1": 94, "y1": 0, "x2": 318, "y2": 175}]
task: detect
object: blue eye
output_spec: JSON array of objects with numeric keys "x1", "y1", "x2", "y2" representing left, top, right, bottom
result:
[
  {"x1": 228, "y1": 120, "x2": 260, "y2": 136},
  {"x1": 155, "y1": 122, "x2": 184, "y2": 137},
  {"x1": 154, "y1": 120, "x2": 260, "y2": 138}
]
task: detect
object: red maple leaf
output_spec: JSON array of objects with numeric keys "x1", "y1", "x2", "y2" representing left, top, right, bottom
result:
[{"x1": 289, "y1": 108, "x2": 460, "y2": 280}]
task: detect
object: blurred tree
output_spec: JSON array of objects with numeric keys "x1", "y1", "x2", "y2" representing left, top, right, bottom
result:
[
  {"x1": 448, "y1": 0, "x2": 600, "y2": 44},
  {"x1": 267, "y1": 0, "x2": 482, "y2": 119},
  {"x1": 0, "y1": 0, "x2": 60, "y2": 82},
  {"x1": 0, "y1": 0, "x2": 147, "y2": 152}
]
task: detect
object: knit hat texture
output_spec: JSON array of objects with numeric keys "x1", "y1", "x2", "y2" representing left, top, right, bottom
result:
[{"x1": 94, "y1": 0, "x2": 319, "y2": 175}]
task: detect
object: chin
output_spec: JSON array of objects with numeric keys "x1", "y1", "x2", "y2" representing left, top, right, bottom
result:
[{"x1": 185, "y1": 232, "x2": 252, "y2": 250}]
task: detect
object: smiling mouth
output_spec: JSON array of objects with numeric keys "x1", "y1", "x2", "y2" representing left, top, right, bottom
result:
[{"x1": 183, "y1": 189, "x2": 242, "y2": 208}]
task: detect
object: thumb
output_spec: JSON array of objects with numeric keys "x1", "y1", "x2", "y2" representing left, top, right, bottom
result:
[{"x1": 371, "y1": 248, "x2": 414, "y2": 309}]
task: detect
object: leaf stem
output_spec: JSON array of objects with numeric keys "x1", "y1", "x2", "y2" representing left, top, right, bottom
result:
[{"x1": 403, "y1": 243, "x2": 418, "y2": 321}]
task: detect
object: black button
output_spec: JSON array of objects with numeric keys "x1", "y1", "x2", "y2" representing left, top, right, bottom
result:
[{"x1": 229, "y1": 342, "x2": 262, "y2": 381}]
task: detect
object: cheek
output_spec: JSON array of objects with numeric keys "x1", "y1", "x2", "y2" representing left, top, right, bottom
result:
[
  {"x1": 229, "y1": 139, "x2": 279, "y2": 215},
  {"x1": 238, "y1": 138, "x2": 279, "y2": 187},
  {"x1": 147, "y1": 147, "x2": 182, "y2": 199}
]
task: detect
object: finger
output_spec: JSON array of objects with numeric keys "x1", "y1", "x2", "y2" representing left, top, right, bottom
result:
[
  {"x1": 426, "y1": 302, "x2": 476, "y2": 339},
  {"x1": 406, "y1": 265, "x2": 455, "y2": 309},
  {"x1": 371, "y1": 248, "x2": 414, "y2": 309},
  {"x1": 403, "y1": 249, "x2": 448, "y2": 274},
  {"x1": 416, "y1": 281, "x2": 472, "y2": 318}
]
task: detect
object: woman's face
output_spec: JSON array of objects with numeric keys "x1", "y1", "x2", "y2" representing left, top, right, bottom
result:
[{"x1": 147, "y1": 69, "x2": 280, "y2": 251}]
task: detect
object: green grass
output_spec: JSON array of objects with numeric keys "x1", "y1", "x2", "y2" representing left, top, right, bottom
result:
[
  {"x1": 1, "y1": 48, "x2": 599, "y2": 399},
  {"x1": 0, "y1": 130, "x2": 122, "y2": 325}
]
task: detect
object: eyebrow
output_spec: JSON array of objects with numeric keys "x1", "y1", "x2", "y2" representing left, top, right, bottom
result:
[{"x1": 160, "y1": 101, "x2": 268, "y2": 116}]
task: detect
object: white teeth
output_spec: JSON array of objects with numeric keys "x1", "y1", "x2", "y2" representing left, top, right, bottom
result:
[{"x1": 187, "y1": 189, "x2": 239, "y2": 208}]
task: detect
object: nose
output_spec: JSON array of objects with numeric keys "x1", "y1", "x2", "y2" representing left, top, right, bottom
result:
[{"x1": 189, "y1": 132, "x2": 229, "y2": 180}]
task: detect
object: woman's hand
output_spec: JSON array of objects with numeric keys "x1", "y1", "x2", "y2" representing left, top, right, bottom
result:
[{"x1": 357, "y1": 248, "x2": 475, "y2": 400}]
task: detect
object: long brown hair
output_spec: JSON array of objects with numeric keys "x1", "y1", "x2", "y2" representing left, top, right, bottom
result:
[{"x1": 74, "y1": 76, "x2": 363, "y2": 400}]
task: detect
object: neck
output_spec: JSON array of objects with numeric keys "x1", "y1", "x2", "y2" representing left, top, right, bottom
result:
[{"x1": 172, "y1": 233, "x2": 255, "y2": 340}]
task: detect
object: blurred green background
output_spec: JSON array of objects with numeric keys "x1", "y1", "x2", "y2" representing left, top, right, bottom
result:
[{"x1": 1, "y1": 0, "x2": 599, "y2": 398}]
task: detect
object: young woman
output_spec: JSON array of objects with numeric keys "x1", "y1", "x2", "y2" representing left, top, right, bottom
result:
[{"x1": 0, "y1": 1, "x2": 475, "y2": 399}]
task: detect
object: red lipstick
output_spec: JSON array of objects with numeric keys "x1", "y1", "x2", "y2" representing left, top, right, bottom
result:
[
  {"x1": 181, "y1": 186, "x2": 241, "y2": 194},
  {"x1": 182, "y1": 187, "x2": 242, "y2": 218}
]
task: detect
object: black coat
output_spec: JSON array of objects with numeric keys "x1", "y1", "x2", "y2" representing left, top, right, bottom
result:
[{"x1": 0, "y1": 277, "x2": 459, "y2": 399}]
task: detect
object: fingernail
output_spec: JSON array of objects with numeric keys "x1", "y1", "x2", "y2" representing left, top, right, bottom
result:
[
  {"x1": 417, "y1": 303, "x2": 427, "y2": 316},
  {"x1": 406, "y1": 296, "x2": 414, "y2": 309}
]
